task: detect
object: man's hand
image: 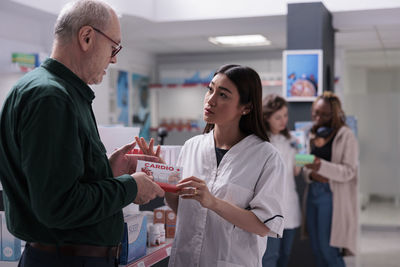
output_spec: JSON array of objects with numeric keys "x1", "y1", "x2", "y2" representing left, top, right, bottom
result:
[
  {"x1": 109, "y1": 141, "x2": 161, "y2": 177},
  {"x1": 132, "y1": 172, "x2": 165, "y2": 204}
]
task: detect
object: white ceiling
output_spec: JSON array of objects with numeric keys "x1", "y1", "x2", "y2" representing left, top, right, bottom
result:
[
  {"x1": 3, "y1": 0, "x2": 400, "y2": 54},
  {"x1": 120, "y1": 7, "x2": 400, "y2": 54}
]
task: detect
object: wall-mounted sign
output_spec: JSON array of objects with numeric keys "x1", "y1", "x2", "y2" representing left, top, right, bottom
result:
[
  {"x1": 11, "y1": 53, "x2": 40, "y2": 72},
  {"x1": 282, "y1": 50, "x2": 323, "y2": 102}
]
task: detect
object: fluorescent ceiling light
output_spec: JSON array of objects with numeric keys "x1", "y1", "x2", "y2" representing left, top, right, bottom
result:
[{"x1": 208, "y1": 34, "x2": 271, "y2": 47}]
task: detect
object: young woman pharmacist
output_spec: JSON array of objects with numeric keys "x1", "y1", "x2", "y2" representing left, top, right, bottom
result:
[{"x1": 137, "y1": 64, "x2": 286, "y2": 267}]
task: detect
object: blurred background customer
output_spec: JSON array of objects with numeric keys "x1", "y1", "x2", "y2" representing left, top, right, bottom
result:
[
  {"x1": 262, "y1": 94, "x2": 302, "y2": 267},
  {"x1": 302, "y1": 91, "x2": 359, "y2": 267}
]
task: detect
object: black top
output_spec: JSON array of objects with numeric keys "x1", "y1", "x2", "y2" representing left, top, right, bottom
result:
[
  {"x1": 311, "y1": 135, "x2": 335, "y2": 162},
  {"x1": 215, "y1": 147, "x2": 229, "y2": 167}
]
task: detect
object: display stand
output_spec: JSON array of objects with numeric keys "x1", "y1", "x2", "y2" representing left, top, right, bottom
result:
[{"x1": 121, "y1": 238, "x2": 173, "y2": 267}]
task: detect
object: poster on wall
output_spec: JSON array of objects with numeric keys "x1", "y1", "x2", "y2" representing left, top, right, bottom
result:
[
  {"x1": 116, "y1": 70, "x2": 129, "y2": 125},
  {"x1": 11, "y1": 52, "x2": 48, "y2": 73},
  {"x1": 282, "y1": 50, "x2": 323, "y2": 101},
  {"x1": 132, "y1": 73, "x2": 150, "y2": 141}
]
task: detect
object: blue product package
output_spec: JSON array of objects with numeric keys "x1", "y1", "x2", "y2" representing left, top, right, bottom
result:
[
  {"x1": 1, "y1": 211, "x2": 21, "y2": 261},
  {"x1": 119, "y1": 213, "x2": 147, "y2": 265}
]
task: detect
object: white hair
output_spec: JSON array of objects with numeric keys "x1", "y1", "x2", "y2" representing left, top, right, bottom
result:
[{"x1": 54, "y1": 0, "x2": 114, "y2": 43}]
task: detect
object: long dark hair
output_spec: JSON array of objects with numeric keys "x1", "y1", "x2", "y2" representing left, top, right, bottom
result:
[
  {"x1": 262, "y1": 94, "x2": 291, "y2": 139},
  {"x1": 311, "y1": 91, "x2": 346, "y2": 136},
  {"x1": 203, "y1": 64, "x2": 269, "y2": 142}
]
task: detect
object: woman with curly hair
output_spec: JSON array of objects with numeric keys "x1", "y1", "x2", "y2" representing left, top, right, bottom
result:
[{"x1": 303, "y1": 92, "x2": 359, "y2": 267}]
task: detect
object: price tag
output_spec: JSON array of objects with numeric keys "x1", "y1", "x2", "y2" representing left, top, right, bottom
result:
[{"x1": 138, "y1": 261, "x2": 145, "y2": 267}]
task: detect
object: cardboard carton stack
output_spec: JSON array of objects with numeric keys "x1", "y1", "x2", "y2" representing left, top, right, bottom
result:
[{"x1": 153, "y1": 206, "x2": 176, "y2": 239}]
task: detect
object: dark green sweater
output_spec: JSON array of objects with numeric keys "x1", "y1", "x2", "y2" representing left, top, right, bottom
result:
[{"x1": 0, "y1": 58, "x2": 137, "y2": 246}]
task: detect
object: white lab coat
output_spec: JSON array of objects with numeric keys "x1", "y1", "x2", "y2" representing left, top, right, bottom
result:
[
  {"x1": 168, "y1": 131, "x2": 285, "y2": 267},
  {"x1": 269, "y1": 134, "x2": 301, "y2": 229}
]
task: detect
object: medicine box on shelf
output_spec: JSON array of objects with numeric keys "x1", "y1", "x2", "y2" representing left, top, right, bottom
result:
[
  {"x1": 119, "y1": 213, "x2": 147, "y2": 265},
  {"x1": 0, "y1": 211, "x2": 21, "y2": 261}
]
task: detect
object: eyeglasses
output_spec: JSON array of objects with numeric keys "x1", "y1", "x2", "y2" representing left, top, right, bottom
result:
[{"x1": 92, "y1": 27, "x2": 122, "y2": 58}]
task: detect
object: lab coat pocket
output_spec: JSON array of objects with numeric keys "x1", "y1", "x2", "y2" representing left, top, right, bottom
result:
[
  {"x1": 217, "y1": 260, "x2": 244, "y2": 267},
  {"x1": 230, "y1": 226, "x2": 259, "y2": 266},
  {"x1": 223, "y1": 182, "x2": 253, "y2": 209}
]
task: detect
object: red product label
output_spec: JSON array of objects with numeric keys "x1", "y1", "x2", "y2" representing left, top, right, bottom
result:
[
  {"x1": 144, "y1": 162, "x2": 180, "y2": 172},
  {"x1": 155, "y1": 182, "x2": 180, "y2": 193}
]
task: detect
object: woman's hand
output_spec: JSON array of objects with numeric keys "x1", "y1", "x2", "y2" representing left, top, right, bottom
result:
[
  {"x1": 305, "y1": 156, "x2": 321, "y2": 171},
  {"x1": 176, "y1": 176, "x2": 216, "y2": 209},
  {"x1": 135, "y1": 136, "x2": 165, "y2": 164},
  {"x1": 310, "y1": 171, "x2": 329, "y2": 183},
  {"x1": 177, "y1": 177, "x2": 270, "y2": 236},
  {"x1": 294, "y1": 166, "x2": 302, "y2": 176}
]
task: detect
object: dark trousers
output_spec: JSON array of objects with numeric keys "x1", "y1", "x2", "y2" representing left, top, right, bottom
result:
[
  {"x1": 18, "y1": 244, "x2": 118, "y2": 267},
  {"x1": 306, "y1": 182, "x2": 345, "y2": 267},
  {"x1": 262, "y1": 228, "x2": 297, "y2": 267}
]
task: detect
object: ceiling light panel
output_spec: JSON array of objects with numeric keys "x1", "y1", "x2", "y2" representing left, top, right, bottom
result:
[{"x1": 208, "y1": 34, "x2": 271, "y2": 47}]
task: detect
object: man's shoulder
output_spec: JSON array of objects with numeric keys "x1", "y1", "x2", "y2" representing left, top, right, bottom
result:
[{"x1": 14, "y1": 67, "x2": 70, "y2": 101}]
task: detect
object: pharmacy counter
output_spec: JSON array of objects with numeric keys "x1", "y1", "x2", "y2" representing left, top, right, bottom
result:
[{"x1": 0, "y1": 239, "x2": 174, "y2": 267}]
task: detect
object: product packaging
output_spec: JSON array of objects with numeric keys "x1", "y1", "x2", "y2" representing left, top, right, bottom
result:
[
  {"x1": 147, "y1": 223, "x2": 160, "y2": 247},
  {"x1": 165, "y1": 210, "x2": 177, "y2": 238},
  {"x1": 136, "y1": 160, "x2": 183, "y2": 192},
  {"x1": 0, "y1": 211, "x2": 21, "y2": 261},
  {"x1": 119, "y1": 213, "x2": 147, "y2": 265},
  {"x1": 295, "y1": 154, "x2": 315, "y2": 166},
  {"x1": 153, "y1": 208, "x2": 165, "y2": 224},
  {"x1": 156, "y1": 223, "x2": 166, "y2": 244}
]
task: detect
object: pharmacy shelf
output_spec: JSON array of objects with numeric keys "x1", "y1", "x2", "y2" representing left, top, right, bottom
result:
[
  {"x1": 122, "y1": 238, "x2": 174, "y2": 267},
  {"x1": 0, "y1": 247, "x2": 23, "y2": 266},
  {"x1": 0, "y1": 261, "x2": 18, "y2": 267},
  {"x1": 0, "y1": 239, "x2": 174, "y2": 267}
]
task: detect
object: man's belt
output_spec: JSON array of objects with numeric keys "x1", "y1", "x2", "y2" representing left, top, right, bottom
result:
[{"x1": 29, "y1": 242, "x2": 121, "y2": 258}]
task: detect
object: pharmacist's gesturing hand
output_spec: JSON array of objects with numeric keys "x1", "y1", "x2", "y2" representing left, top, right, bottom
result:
[
  {"x1": 132, "y1": 172, "x2": 165, "y2": 204},
  {"x1": 109, "y1": 141, "x2": 160, "y2": 177},
  {"x1": 177, "y1": 176, "x2": 216, "y2": 209},
  {"x1": 135, "y1": 136, "x2": 166, "y2": 164}
]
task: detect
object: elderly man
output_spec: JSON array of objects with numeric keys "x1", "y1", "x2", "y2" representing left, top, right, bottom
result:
[{"x1": 0, "y1": 1, "x2": 164, "y2": 266}]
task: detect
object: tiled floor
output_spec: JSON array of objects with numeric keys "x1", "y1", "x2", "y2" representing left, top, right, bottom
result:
[
  {"x1": 358, "y1": 200, "x2": 400, "y2": 267},
  {"x1": 359, "y1": 226, "x2": 400, "y2": 267}
]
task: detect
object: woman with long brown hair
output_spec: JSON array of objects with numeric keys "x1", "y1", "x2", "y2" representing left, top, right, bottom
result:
[
  {"x1": 261, "y1": 94, "x2": 301, "y2": 267},
  {"x1": 137, "y1": 64, "x2": 286, "y2": 267},
  {"x1": 303, "y1": 91, "x2": 359, "y2": 267}
]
